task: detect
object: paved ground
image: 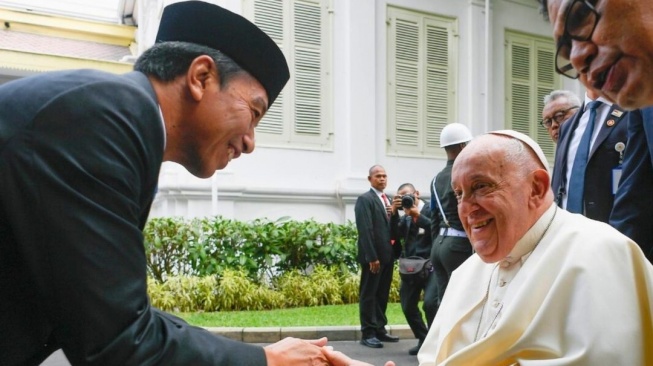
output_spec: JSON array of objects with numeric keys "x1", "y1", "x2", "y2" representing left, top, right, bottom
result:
[{"x1": 40, "y1": 338, "x2": 420, "y2": 366}]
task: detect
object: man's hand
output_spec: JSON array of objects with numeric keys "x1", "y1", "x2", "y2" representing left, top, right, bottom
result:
[
  {"x1": 264, "y1": 337, "x2": 330, "y2": 366},
  {"x1": 403, "y1": 204, "x2": 420, "y2": 219},
  {"x1": 369, "y1": 260, "x2": 380, "y2": 274},
  {"x1": 391, "y1": 196, "x2": 402, "y2": 215},
  {"x1": 322, "y1": 346, "x2": 395, "y2": 366}
]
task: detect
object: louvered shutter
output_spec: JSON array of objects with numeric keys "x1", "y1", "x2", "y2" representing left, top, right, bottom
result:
[
  {"x1": 293, "y1": 0, "x2": 322, "y2": 137},
  {"x1": 510, "y1": 41, "x2": 532, "y2": 137},
  {"x1": 425, "y1": 20, "x2": 452, "y2": 151},
  {"x1": 388, "y1": 7, "x2": 457, "y2": 157},
  {"x1": 249, "y1": 0, "x2": 330, "y2": 148},
  {"x1": 254, "y1": 0, "x2": 285, "y2": 136},
  {"x1": 393, "y1": 16, "x2": 420, "y2": 150},
  {"x1": 506, "y1": 31, "x2": 559, "y2": 160},
  {"x1": 535, "y1": 42, "x2": 557, "y2": 158}
]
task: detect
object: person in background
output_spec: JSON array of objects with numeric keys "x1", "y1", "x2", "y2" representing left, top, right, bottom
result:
[
  {"x1": 550, "y1": 88, "x2": 628, "y2": 223},
  {"x1": 354, "y1": 165, "x2": 399, "y2": 349},
  {"x1": 390, "y1": 183, "x2": 433, "y2": 356},
  {"x1": 0, "y1": 2, "x2": 393, "y2": 365},
  {"x1": 418, "y1": 130, "x2": 653, "y2": 365},
  {"x1": 540, "y1": 90, "x2": 580, "y2": 143},
  {"x1": 423, "y1": 123, "x2": 473, "y2": 330}
]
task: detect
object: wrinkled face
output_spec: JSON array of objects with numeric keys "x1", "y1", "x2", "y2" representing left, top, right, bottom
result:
[
  {"x1": 451, "y1": 139, "x2": 536, "y2": 263},
  {"x1": 541, "y1": 97, "x2": 578, "y2": 142},
  {"x1": 182, "y1": 71, "x2": 267, "y2": 178},
  {"x1": 548, "y1": 0, "x2": 653, "y2": 109},
  {"x1": 368, "y1": 167, "x2": 388, "y2": 191}
]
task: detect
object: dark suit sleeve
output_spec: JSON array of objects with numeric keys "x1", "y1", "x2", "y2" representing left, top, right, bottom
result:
[
  {"x1": 0, "y1": 80, "x2": 265, "y2": 364},
  {"x1": 355, "y1": 193, "x2": 378, "y2": 263},
  {"x1": 610, "y1": 109, "x2": 653, "y2": 262}
]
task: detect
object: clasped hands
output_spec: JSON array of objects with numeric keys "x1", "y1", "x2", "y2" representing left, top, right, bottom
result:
[{"x1": 264, "y1": 337, "x2": 395, "y2": 366}]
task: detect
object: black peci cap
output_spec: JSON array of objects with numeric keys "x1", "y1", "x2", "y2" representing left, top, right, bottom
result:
[{"x1": 156, "y1": 1, "x2": 290, "y2": 107}]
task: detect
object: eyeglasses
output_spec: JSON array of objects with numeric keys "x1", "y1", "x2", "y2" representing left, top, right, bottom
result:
[
  {"x1": 540, "y1": 106, "x2": 579, "y2": 128},
  {"x1": 554, "y1": 0, "x2": 601, "y2": 79}
]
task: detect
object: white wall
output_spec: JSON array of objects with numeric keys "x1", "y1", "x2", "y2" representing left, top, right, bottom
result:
[{"x1": 148, "y1": 0, "x2": 579, "y2": 223}]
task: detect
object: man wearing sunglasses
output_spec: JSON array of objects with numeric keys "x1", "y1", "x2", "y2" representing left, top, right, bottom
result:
[
  {"x1": 540, "y1": 90, "x2": 580, "y2": 143},
  {"x1": 539, "y1": 0, "x2": 653, "y2": 261}
]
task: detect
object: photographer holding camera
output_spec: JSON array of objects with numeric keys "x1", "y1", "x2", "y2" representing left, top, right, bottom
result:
[{"x1": 390, "y1": 183, "x2": 434, "y2": 356}]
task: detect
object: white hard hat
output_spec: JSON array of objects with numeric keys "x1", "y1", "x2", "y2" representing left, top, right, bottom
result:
[{"x1": 440, "y1": 123, "x2": 473, "y2": 147}]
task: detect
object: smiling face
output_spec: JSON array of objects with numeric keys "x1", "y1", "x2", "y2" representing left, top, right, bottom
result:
[
  {"x1": 548, "y1": 0, "x2": 653, "y2": 109},
  {"x1": 170, "y1": 56, "x2": 268, "y2": 178},
  {"x1": 451, "y1": 135, "x2": 549, "y2": 263}
]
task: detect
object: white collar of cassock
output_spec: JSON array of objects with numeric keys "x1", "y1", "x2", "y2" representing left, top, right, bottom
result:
[{"x1": 499, "y1": 203, "x2": 557, "y2": 268}]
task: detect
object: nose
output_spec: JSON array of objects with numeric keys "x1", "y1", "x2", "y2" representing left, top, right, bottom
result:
[
  {"x1": 243, "y1": 129, "x2": 256, "y2": 154},
  {"x1": 569, "y1": 39, "x2": 597, "y2": 77}
]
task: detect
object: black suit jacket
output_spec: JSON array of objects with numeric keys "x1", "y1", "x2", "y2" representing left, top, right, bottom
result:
[
  {"x1": 393, "y1": 202, "x2": 432, "y2": 259},
  {"x1": 354, "y1": 189, "x2": 394, "y2": 265},
  {"x1": 0, "y1": 70, "x2": 265, "y2": 365},
  {"x1": 551, "y1": 102, "x2": 628, "y2": 223},
  {"x1": 610, "y1": 107, "x2": 653, "y2": 262}
]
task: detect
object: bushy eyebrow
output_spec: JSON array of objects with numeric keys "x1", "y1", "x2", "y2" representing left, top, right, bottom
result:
[{"x1": 252, "y1": 96, "x2": 267, "y2": 115}]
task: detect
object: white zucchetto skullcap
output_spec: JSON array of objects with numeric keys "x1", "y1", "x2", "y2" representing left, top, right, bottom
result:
[{"x1": 487, "y1": 129, "x2": 551, "y2": 175}]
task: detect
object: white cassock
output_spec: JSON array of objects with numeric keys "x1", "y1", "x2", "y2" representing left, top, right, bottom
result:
[{"x1": 418, "y1": 204, "x2": 653, "y2": 366}]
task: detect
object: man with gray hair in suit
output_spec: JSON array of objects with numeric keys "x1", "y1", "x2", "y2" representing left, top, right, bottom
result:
[{"x1": 540, "y1": 90, "x2": 580, "y2": 143}]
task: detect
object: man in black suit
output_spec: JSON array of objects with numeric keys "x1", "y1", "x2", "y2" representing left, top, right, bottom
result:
[
  {"x1": 551, "y1": 90, "x2": 628, "y2": 223},
  {"x1": 355, "y1": 165, "x2": 399, "y2": 348},
  {"x1": 0, "y1": 2, "x2": 391, "y2": 366},
  {"x1": 390, "y1": 183, "x2": 432, "y2": 356}
]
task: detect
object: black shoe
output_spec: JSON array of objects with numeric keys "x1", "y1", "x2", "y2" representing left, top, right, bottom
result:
[
  {"x1": 408, "y1": 344, "x2": 421, "y2": 355},
  {"x1": 376, "y1": 333, "x2": 399, "y2": 342},
  {"x1": 360, "y1": 337, "x2": 383, "y2": 348}
]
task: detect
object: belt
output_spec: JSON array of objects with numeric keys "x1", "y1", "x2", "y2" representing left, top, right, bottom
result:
[{"x1": 439, "y1": 227, "x2": 467, "y2": 238}]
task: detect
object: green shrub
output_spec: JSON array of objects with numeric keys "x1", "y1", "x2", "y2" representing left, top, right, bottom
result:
[
  {"x1": 148, "y1": 267, "x2": 402, "y2": 312},
  {"x1": 144, "y1": 216, "x2": 359, "y2": 282}
]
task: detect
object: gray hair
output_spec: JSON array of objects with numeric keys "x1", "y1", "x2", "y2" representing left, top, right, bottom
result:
[
  {"x1": 543, "y1": 90, "x2": 581, "y2": 108},
  {"x1": 134, "y1": 41, "x2": 244, "y2": 88},
  {"x1": 502, "y1": 138, "x2": 542, "y2": 175}
]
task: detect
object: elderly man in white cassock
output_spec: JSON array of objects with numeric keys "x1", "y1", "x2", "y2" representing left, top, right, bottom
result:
[{"x1": 418, "y1": 130, "x2": 653, "y2": 365}]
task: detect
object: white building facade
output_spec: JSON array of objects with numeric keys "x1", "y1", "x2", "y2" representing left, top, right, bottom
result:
[{"x1": 0, "y1": 0, "x2": 584, "y2": 224}]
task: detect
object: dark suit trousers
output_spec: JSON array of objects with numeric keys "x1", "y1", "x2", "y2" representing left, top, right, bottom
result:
[
  {"x1": 423, "y1": 235, "x2": 472, "y2": 325},
  {"x1": 399, "y1": 273, "x2": 433, "y2": 341},
  {"x1": 359, "y1": 261, "x2": 394, "y2": 338}
]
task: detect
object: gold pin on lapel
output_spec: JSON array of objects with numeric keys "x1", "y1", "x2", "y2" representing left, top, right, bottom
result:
[
  {"x1": 607, "y1": 119, "x2": 615, "y2": 127},
  {"x1": 611, "y1": 110, "x2": 623, "y2": 117}
]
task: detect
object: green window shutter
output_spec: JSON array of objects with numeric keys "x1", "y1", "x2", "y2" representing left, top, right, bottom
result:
[
  {"x1": 293, "y1": 0, "x2": 322, "y2": 136},
  {"x1": 506, "y1": 31, "x2": 559, "y2": 160},
  {"x1": 535, "y1": 43, "x2": 557, "y2": 158},
  {"x1": 425, "y1": 21, "x2": 452, "y2": 150},
  {"x1": 394, "y1": 17, "x2": 420, "y2": 149},
  {"x1": 253, "y1": 0, "x2": 285, "y2": 136},
  {"x1": 387, "y1": 6, "x2": 457, "y2": 157},
  {"x1": 247, "y1": 0, "x2": 331, "y2": 149},
  {"x1": 510, "y1": 42, "x2": 532, "y2": 137}
]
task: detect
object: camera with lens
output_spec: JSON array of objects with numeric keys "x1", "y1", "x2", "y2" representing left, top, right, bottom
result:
[{"x1": 401, "y1": 194, "x2": 415, "y2": 209}]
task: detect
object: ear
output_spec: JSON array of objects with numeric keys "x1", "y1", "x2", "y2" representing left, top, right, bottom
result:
[
  {"x1": 186, "y1": 55, "x2": 218, "y2": 102},
  {"x1": 530, "y1": 169, "x2": 550, "y2": 206}
]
